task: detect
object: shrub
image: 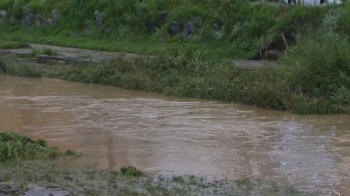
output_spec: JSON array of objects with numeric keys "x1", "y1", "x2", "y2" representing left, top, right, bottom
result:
[
  {"x1": 0, "y1": 0, "x2": 13, "y2": 10},
  {"x1": 0, "y1": 131, "x2": 61, "y2": 161},
  {"x1": 280, "y1": 8, "x2": 350, "y2": 113}
]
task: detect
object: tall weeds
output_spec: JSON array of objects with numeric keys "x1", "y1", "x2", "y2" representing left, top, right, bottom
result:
[
  {"x1": 45, "y1": 48, "x2": 343, "y2": 114},
  {"x1": 0, "y1": 0, "x2": 339, "y2": 59},
  {"x1": 46, "y1": 6, "x2": 350, "y2": 116},
  {"x1": 280, "y1": 7, "x2": 350, "y2": 113},
  {"x1": 1, "y1": 1, "x2": 349, "y2": 114},
  {"x1": 0, "y1": 131, "x2": 62, "y2": 161},
  {"x1": 0, "y1": 55, "x2": 42, "y2": 77}
]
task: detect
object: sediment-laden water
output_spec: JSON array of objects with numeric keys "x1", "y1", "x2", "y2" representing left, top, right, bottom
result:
[{"x1": 0, "y1": 75, "x2": 349, "y2": 195}]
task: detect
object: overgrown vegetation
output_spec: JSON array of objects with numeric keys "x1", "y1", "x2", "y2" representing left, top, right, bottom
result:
[
  {"x1": 0, "y1": 131, "x2": 63, "y2": 161},
  {"x1": 44, "y1": 27, "x2": 349, "y2": 115},
  {"x1": 0, "y1": 41, "x2": 30, "y2": 49},
  {"x1": 0, "y1": 160, "x2": 308, "y2": 196},
  {"x1": 0, "y1": 55, "x2": 42, "y2": 77},
  {"x1": 280, "y1": 7, "x2": 350, "y2": 114},
  {"x1": 120, "y1": 166, "x2": 143, "y2": 176},
  {"x1": 0, "y1": 0, "x2": 341, "y2": 60},
  {"x1": 41, "y1": 47, "x2": 59, "y2": 55},
  {"x1": 0, "y1": 1, "x2": 349, "y2": 115}
]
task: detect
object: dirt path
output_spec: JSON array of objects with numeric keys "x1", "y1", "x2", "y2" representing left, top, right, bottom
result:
[{"x1": 0, "y1": 43, "x2": 280, "y2": 70}]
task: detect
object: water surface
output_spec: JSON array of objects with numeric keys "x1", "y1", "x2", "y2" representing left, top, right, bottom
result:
[{"x1": 0, "y1": 75, "x2": 349, "y2": 195}]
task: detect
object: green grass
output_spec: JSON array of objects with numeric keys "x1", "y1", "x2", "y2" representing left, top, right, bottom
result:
[
  {"x1": 2, "y1": 13, "x2": 349, "y2": 115},
  {"x1": 1, "y1": 8, "x2": 349, "y2": 115},
  {"x1": 0, "y1": 0, "x2": 340, "y2": 60},
  {"x1": 0, "y1": 0, "x2": 12, "y2": 10},
  {"x1": 41, "y1": 47, "x2": 59, "y2": 55},
  {"x1": 0, "y1": 29, "x2": 242, "y2": 60},
  {"x1": 0, "y1": 1, "x2": 349, "y2": 114},
  {"x1": 0, "y1": 160, "x2": 307, "y2": 196},
  {"x1": 43, "y1": 48, "x2": 346, "y2": 114},
  {"x1": 0, "y1": 55, "x2": 42, "y2": 77},
  {"x1": 0, "y1": 131, "x2": 64, "y2": 161},
  {"x1": 0, "y1": 41, "x2": 30, "y2": 49}
]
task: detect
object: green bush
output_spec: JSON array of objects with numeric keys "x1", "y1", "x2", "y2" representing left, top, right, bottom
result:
[
  {"x1": 10, "y1": 0, "x2": 26, "y2": 19},
  {"x1": 0, "y1": 41, "x2": 30, "y2": 49},
  {"x1": 120, "y1": 166, "x2": 143, "y2": 176},
  {"x1": 0, "y1": 0, "x2": 13, "y2": 10},
  {"x1": 0, "y1": 131, "x2": 61, "y2": 161},
  {"x1": 26, "y1": 0, "x2": 42, "y2": 13},
  {"x1": 280, "y1": 8, "x2": 350, "y2": 113}
]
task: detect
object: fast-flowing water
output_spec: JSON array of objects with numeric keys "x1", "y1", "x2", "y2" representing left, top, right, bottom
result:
[{"x1": 0, "y1": 75, "x2": 349, "y2": 195}]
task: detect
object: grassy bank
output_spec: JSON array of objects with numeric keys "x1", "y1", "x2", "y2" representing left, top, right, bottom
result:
[
  {"x1": 1, "y1": 17, "x2": 350, "y2": 115},
  {"x1": 0, "y1": 0, "x2": 342, "y2": 60},
  {"x1": 1, "y1": 159, "x2": 303, "y2": 196},
  {"x1": 0, "y1": 131, "x2": 65, "y2": 161},
  {"x1": 0, "y1": 1, "x2": 349, "y2": 114},
  {"x1": 0, "y1": 131, "x2": 303, "y2": 195},
  {"x1": 40, "y1": 10, "x2": 350, "y2": 115},
  {"x1": 0, "y1": 55, "x2": 42, "y2": 77},
  {"x1": 0, "y1": 41, "x2": 29, "y2": 49},
  {"x1": 42, "y1": 46, "x2": 348, "y2": 115}
]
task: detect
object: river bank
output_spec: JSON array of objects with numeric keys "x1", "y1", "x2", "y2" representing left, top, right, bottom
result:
[
  {"x1": 1, "y1": 160, "x2": 301, "y2": 196},
  {"x1": 0, "y1": 1, "x2": 349, "y2": 114},
  {"x1": 1, "y1": 75, "x2": 349, "y2": 195},
  {"x1": 0, "y1": 0, "x2": 345, "y2": 60},
  {"x1": 1, "y1": 131, "x2": 304, "y2": 196},
  {"x1": 1, "y1": 37, "x2": 349, "y2": 115}
]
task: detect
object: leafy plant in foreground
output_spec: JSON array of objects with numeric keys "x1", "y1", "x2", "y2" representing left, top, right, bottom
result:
[{"x1": 0, "y1": 131, "x2": 61, "y2": 161}]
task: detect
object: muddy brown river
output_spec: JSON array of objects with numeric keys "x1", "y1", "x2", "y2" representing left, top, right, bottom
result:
[{"x1": 0, "y1": 75, "x2": 349, "y2": 195}]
